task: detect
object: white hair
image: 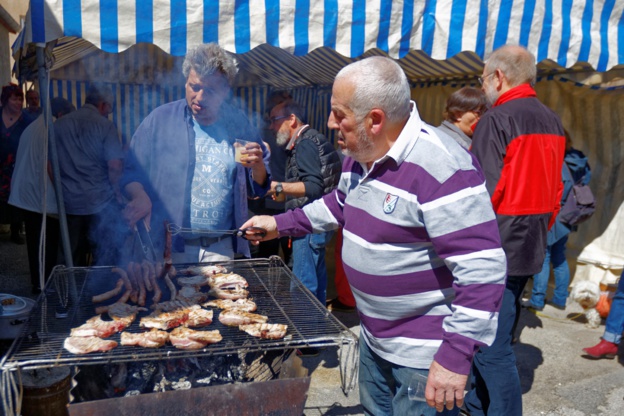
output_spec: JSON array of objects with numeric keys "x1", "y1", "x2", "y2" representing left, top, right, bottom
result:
[
  {"x1": 335, "y1": 56, "x2": 411, "y2": 122},
  {"x1": 485, "y1": 45, "x2": 537, "y2": 87}
]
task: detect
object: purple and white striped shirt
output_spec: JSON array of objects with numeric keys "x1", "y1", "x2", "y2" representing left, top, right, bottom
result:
[{"x1": 275, "y1": 103, "x2": 506, "y2": 374}]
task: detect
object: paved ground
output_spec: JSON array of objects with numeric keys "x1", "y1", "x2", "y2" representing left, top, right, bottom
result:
[{"x1": 1, "y1": 229, "x2": 623, "y2": 415}]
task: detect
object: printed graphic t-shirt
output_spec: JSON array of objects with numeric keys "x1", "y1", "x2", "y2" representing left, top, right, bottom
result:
[{"x1": 190, "y1": 122, "x2": 236, "y2": 231}]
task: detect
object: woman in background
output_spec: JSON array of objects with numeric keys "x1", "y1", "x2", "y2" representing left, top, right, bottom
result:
[
  {"x1": 437, "y1": 86, "x2": 487, "y2": 149},
  {"x1": 1, "y1": 84, "x2": 31, "y2": 245}
]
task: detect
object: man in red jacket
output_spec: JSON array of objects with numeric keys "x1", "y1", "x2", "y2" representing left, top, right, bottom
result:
[{"x1": 464, "y1": 45, "x2": 565, "y2": 416}]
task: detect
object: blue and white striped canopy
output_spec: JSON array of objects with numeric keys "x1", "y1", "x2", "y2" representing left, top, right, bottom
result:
[{"x1": 18, "y1": 0, "x2": 624, "y2": 73}]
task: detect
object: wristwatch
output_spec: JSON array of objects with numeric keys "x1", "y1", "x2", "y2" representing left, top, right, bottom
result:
[{"x1": 275, "y1": 182, "x2": 283, "y2": 196}]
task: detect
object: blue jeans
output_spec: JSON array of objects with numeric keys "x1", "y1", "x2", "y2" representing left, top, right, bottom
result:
[
  {"x1": 530, "y1": 235, "x2": 570, "y2": 308},
  {"x1": 359, "y1": 339, "x2": 459, "y2": 416},
  {"x1": 604, "y1": 271, "x2": 624, "y2": 344},
  {"x1": 291, "y1": 231, "x2": 332, "y2": 305},
  {"x1": 464, "y1": 275, "x2": 527, "y2": 416}
]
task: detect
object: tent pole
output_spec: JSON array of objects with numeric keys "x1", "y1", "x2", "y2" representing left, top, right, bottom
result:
[{"x1": 36, "y1": 45, "x2": 77, "y2": 304}]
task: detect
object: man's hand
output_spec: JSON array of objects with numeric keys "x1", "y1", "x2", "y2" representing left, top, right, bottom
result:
[
  {"x1": 240, "y1": 215, "x2": 278, "y2": 245},
  {"x1": 123, "y1": 183, "x2": 152, "y2": 229},
  {"x1": 425, "y1": 360, "x2": 468, "y2": 412},
  {"x1": 241, "y1": 142, "x2": 267, "y2": 185}
]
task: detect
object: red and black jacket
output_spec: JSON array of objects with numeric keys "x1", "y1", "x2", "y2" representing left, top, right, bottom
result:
[{"x1": 471, "y1": 84, "x2": 565, "y2": 276}]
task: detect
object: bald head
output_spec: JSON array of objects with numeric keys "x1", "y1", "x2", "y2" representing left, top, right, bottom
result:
[{"x1": 485, "y1": 45, "x2": 537, "y2": 87}]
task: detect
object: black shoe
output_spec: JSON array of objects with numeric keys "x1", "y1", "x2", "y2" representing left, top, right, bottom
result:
[
  {"x1": 546, "y1": 300, "x2": 566, "y2": 311},
  {"x1": 296, "y1": 347, "x2": 321, "y2": 357},
  {"x1": 10, "y1": 234, "x2": 24, "y2": 245},
  {"x1": 326, "y1": 298, "x2": 356, "y2": 313}
]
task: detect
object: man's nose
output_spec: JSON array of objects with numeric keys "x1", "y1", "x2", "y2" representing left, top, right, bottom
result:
[{"x1": 327, "y1": 113, "x2": 337, "y2": 130}]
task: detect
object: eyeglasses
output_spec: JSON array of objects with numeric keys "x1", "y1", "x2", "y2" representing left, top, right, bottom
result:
[
  {"x1": 268, "y1": 115, "x2": 289, "y2": 124},
  {"x1": 478, "y1": 72, "x2": 495, "y2": 85}
]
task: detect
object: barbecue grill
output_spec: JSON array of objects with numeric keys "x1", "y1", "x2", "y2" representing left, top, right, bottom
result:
[{"x1": 1, "y1": 257, "x2": 358, "y2": 415}]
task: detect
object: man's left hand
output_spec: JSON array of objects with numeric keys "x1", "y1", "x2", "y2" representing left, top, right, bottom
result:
[
  {"x1": 425, "y1": 360, "x2": 468, "y2": 412},
  {"x1": 242, "y1": 142, "x2": 267, "y2": 184}
]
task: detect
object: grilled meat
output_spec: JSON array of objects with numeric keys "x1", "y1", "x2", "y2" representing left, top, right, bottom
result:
[
  {"x1": 184, "y1": 305, "x2": 214, "y2": 327},
  {"x1": 208, "y1": 273, "x2": 248, "y2": 289},
  {"x1": 218, "y1": 310, "x2": 268, "y2": 327},
  {"x1": 120, "y1": 329, "x2": 169, "y2": 348},
  {"x1": 92, "y1": 278, "x2": 124, "y2": 303},
  {"x1": 70, "y1": 315, "x2": 130, "y2": 338},
  {"x1": 180, "y1": 265, "x2": 227, "y2": 276},
  {"x1": 177, "y1": 285, "x2": 209, "y2": 302},
  {"x1": 140, "y1": 308, "x2": 189, "y2": 330},
  {"x1": 202, "y1": 298, "x2": 257, "y2": 312},
  {"x1": 106, "y1": 303, "x2": 148, "y2": 322},
  {"x1": 239, "y1": 323, "x2": 288, "y2": 339},
  {"x1": 151, "y1": 298, "x2": 198, "y2": 312},
  {"x1": 208, "y1": 285, "x2": 249, "y2": 300},
  {"x1": 169, "y1": 327, "x2": 223, "y2": 350},
  {"x1": 64, "y1": 336, "x2": 118, "y2": 354}
]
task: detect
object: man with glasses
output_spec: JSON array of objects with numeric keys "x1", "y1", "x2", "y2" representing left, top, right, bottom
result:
[
  {"x1": 266, "y1": 99, "x2": 341, "y2": 320},
  {"x1": 464, "y1": 45, "x2": 566, "y2": 416},
  {"x1": 54, "y1": 84, "x2": 126, "y2": 266}
]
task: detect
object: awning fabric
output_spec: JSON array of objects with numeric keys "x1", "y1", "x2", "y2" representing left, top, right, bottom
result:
[{"x1": 16, "y1": 0, "x2": 624, "y2": 75}]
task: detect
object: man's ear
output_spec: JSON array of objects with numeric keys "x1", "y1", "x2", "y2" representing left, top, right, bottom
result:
[
  {"x1": 494, "y1": 69, "x2": 506, "y2": 91},
  {"x1": 368, "y1": 109, "x2": 384, "y2": 135}
]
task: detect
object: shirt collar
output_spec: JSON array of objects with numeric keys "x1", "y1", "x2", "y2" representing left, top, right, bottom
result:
[
  {"x1": 361, "y1": 101, "x2": 422, "y2": 172},
  {"x1": 285, "y1": 124, "x2": 310, "y2": 151},
  {"x1": 493, "y1": 83, "x2": 537, "y2": 107}
]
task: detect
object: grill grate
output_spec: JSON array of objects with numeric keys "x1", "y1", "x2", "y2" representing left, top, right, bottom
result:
[{"x1": 0, "y1": 258, "x2": 358, "y2": 394}]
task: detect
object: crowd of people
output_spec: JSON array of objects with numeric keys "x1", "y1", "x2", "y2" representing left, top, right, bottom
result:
[{"x1": 0, "y1": 41, "x2": 620, "y2": 416}]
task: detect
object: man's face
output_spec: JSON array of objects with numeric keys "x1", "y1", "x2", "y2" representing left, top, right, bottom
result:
[
  {"x1": 268, "y1": 106, "x2": 291, "y2": 147},
  {"x1": 185, "y1": 69, "x2": 230, "y2": 126},
  {"x1": 481, "y1": 69, "x2": 499, "y2": 106},
  {"x1": 26, "y1": 91, "x2": 39, "y2": 109},
  {"x1": 327, "y1": 79, "x2": 375, "y2": 163}
]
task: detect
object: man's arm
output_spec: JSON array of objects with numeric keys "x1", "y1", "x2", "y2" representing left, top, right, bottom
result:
[
  {"x1": 123, "y1": 181, "x2": 152, "y2": 228},
  {"x1": 268, "y1": 181, "x2": 306, "y2": 198}
]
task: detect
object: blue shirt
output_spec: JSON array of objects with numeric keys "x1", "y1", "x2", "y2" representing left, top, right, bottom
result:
[{"x1": 121, "y1": 99, "x2": 270, "y2": 258}]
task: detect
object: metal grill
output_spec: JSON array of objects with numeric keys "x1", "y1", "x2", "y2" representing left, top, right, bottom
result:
[{"x1": 1, "y1": 258, "x2": 358, "y2": 393}]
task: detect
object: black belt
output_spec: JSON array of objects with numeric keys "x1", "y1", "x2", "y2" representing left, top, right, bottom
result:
[{"x1": 183, "y1": 235, "x2": 228, "y2": 247}]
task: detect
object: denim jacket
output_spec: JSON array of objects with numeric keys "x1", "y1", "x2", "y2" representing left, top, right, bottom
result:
[{"x1": 121, "y1": 99, "x2": 270, "y2": 258}]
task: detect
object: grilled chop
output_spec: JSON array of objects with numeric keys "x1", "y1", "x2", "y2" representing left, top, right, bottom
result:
[
  {"x1": 64, "y1": 336, "x2": 118, "y2": 354},
  {"x1": 177, "y1": 286, "x2": 209, "y2": 303},
  {"x1": 107, "y1": 303, "x2": 147, "y2": 323},
  {"x1": 218, "y1": 310, "x2": 268, "y2": 326},
  {"x1": 202, "y1": 298, "x2": 257, "y2": 312},
  {"x1": 120, "y1": 329, "x2": 169, "y2": 348},
  {"x1": 184, "y1": 305, "x2": 214, "y2": 327},
  {"x1": 151, "y1": 298, "x2": 199, "y2": 312},
  {"x1": 180, "y1": 265, "x2": 228, "y2": 276},
  {"x1": 208, "y1": 273, "x2": 248, "y2": 289},
  {"x1": 239, "y1": 323, "x2": 288, "y2": 340},
  {"x1": 169, "y1": 327, "x2": 223, "y2": 350},
  {"x1": 208, "y1": 285, "x2": 249, "y2": 300},
  {"x1": 70, "y1": 315, "x2": 130, "y2": 338},
  {"x1": 140, "y1": 308, "x2": 189, "y2": 330}
]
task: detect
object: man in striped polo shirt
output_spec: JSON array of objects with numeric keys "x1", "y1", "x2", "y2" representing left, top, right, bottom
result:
[{"x1": 243, "y1": 57, "x2": 507, "y2": 415}]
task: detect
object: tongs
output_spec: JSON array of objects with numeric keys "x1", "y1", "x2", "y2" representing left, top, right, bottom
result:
[
  {"x1": 167, "y1": 223, "x2": 267, "y2": 240},
  {"x1": 135, "y1": 220, "x2": 158, "y2": 262}
]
